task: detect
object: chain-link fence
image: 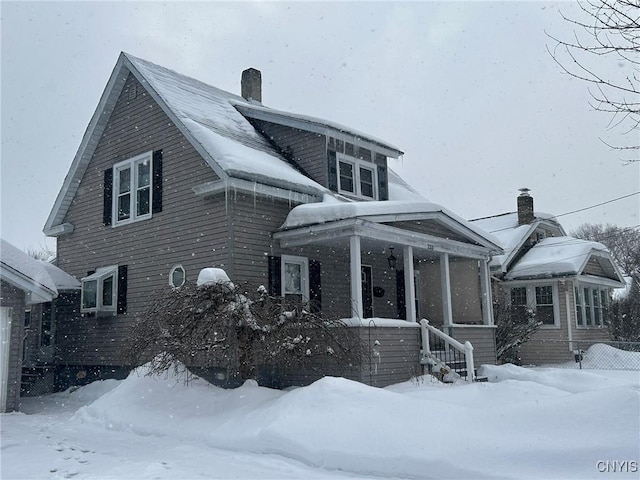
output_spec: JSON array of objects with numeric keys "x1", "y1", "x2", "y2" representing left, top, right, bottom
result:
[{"x1": 516, "y1": 339, "x2": 640, "y2": 370}]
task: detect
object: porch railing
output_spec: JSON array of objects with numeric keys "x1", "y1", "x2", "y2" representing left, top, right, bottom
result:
[{"x1": 419, "y1": 319, "x2": 475, "y2": 383}]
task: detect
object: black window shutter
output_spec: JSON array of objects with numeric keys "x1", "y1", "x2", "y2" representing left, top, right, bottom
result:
[
  {"x1": 103, "y1": 168, "x2": 113, "y2": 226},
  {"x1": 117, "y1": 265, "x2": 128, "y2": 314},
  {"x1": 377, "y1": 165, "x2": 388, "y2": 201},
  {"x1": 309, "y1": 260, "x2": 322, "y2": 314},
  {"x1": 396, "y1": 269, "x2": 406, "y2": 320},
  {"x1": 267, "y1": 256, "x2": 281, "y2": 297},
  {"x1": 152, "y1": 150, "x2": 163, "y2": 214},
  {"x1": 327, "y1": 151, "x2": 338, "y2": 191}
]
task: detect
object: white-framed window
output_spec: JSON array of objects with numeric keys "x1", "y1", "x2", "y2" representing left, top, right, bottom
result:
[
  {"x1": 281, "y1": 255, "x2": 309, "y2": 302},
  {"x1": 113, "y1": 151, "x2": 153, "y2": 226},
  {"x1": 336, "y1": 154, "x2": 377, "y2": 200},
  {"x1": 169, "y1": 264, "x2": 186, "y2": 288},
  {"x1": 575, "y1": 284, "x2": 608, "y2": 327},
  {"x1": 81, "y1": 266, "x2": 118, "y2": 315},
  {"x1": 508, "y1": 283, "x2": 559, "y2": 327}
]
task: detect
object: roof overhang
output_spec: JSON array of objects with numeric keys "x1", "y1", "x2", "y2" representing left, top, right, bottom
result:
[
  {"x1": 0, "y1": 264, "x2": 57, "y2": 304},
  {"x1": 274, "y1": 217, "x2": 497, "y2": 260}
]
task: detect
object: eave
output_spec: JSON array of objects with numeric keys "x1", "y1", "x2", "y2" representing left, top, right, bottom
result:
[{"x1": 234, "y1": 103, "x2": 403, "y2": 159}]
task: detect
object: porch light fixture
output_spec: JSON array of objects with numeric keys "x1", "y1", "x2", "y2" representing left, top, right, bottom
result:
[{"x1": 387, "y1": 247, "x2": 397, "y2": 270}]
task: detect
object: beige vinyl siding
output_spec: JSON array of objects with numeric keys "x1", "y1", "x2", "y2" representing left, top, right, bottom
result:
[
  {"x1": 582, "y1": 258, "x2": 607, "y2": 276},
  {"x1": 249, "y1": 120, "x2": 327, "y2": 186},
  {"x1": 448, "y1": 326, "x2": 497, "y2": 366},
  {"x1": 56, "y1": 74, "x2": 227, "y2": 365},
  {"x1": 279, "y1": 325, "x2": 421, "y2": 388}
]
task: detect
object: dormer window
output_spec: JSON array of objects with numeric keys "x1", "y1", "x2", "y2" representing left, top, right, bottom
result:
[{"x1": 336, "y1": 154, "x2": 377, "y2": 200}]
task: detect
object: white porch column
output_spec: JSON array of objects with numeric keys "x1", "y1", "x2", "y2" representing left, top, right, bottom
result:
[
  {"x1": 350, "y1": 235, "x2": 363, "y2": 319},
  {"x1": 404, "y1": 246, "x2": 416, "y2": 322},
  {"x1": 440, "y1": 253, "x2": 453, "y2": 327},
  {"x1": 479, "y1": 259, "x2": 494, "y2": 325}
]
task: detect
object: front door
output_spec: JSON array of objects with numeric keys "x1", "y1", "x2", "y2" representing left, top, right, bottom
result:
[{"x1": 361, "y1": 265, "x2": 373, "y2": 318}]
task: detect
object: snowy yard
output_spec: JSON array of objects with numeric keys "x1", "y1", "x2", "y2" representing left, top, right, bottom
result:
[{"x1": 2, "y1": 350, "x2": 639, "y2": 479}]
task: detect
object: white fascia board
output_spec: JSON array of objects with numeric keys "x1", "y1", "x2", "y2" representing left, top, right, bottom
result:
[
  {"x1": 193, "y1": 178, "x2": 320, "y2": 204},
  {"x1": 0, "y1": 266, "x2": 56, "y2": 302},
  {"x1": 43, "y1": 223, "x2": 74, "y2": 237},
  {"x1": 576, "y1": 250, "x2": 626, "y2": 284},
  {"x1": 234, "y1": 104, "x2": 403, "y2": 158},
  {"x1": 275, "y1": 218, "x2": 492, "y2": 259},
  {"x1": 502, "y1": 222, "x2": 540, "y2": 271},
  {"x1": 44, "y1": 54, "x2": 130, "y2": 234},
  {"x1": 576, "y1": 274, "x2": 626, "y2": 288}
]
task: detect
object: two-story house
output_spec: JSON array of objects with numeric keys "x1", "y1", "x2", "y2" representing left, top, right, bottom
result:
[
  {"x1": 43, "y1": 52, "x2": 502, "y2": 389},
  {"x1": 470, "y1": 189, "x2": 626, "y2": 365}
]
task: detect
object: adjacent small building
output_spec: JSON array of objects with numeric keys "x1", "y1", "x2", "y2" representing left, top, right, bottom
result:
[
  {"x1": 470, "y1": 189, "x2": 626, "y2": 365},
  {"x1": 0, "y1": 240, "x2": 79, "y2": 412}
]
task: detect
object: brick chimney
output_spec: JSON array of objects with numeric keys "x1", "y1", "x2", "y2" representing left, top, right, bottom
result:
[
  {"x1": 517, "y1": 188, "x2": 534, "y2": 225},
  {"x1": 241, "y1": 68, "x2": 262, "y2": 103}
]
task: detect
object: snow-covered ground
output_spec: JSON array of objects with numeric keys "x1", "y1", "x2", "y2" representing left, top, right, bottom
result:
[{"x1": 2, "y1": 351, "x2": 639, "y2": 479}]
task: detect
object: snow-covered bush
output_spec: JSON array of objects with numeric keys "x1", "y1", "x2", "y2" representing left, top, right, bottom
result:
[
  {"x1": 125, "y1": 278, "x2": 365, "y2": 386},
  {"x1": 494, "y1": 300, "x2": 541, "y2": 364}
]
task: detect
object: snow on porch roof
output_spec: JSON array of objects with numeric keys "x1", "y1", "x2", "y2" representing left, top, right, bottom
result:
[
  {"x1": 279, "y1": 199, "x2": 502, "y2": 249},
  {"x1": 505, "y1": 236, "x2": 624, "y2": 283}
]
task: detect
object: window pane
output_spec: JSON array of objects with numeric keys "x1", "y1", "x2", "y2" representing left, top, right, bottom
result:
[
  {"x1": 339, "y1": 161, "x2": 354, "y2": 192},
  {"x1": 82, "y1": 280, "x2": 98, "y2": 309},
  {"x1": 575, "y1": 287, "x2": 584, "y2": 326},
  {"x1": 584, "y1": 287, "x2": 592, "y2": 325},
  {"x1": 118, "y1": 168, "x2": 131, "y2": 194},
  {"x1": 360, "y1": 167, "x2": 374, "y2": 198},
  {"x1": 102, "y1": 276, "x2": 114, "y2": 307},
  {"x1": 171, "y1": 266, "x2": 185, "y2": 288},
  {"x1": 137, "y1": 161, "x2": 150, "y2": 187},
  {"x1": 118, "y1": 193, "x2": 131, "y2": 221},
  {"x1": 284, "y1": 262, "x2": 302, "y2": 294},
  {"x1": 511, "y1": 287, "x2": 527, "y2": 307},
  {"x1": 535, "y1": 286, "x2": 554, "y2": 325},
  {"x1": 137, "y1": 187, "x2": 150, "y2": 216}
]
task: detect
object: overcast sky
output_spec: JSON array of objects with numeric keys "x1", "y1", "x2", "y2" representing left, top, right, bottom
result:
[{"x1": 2, "y1": 1, "x2": 638, "y2": 252}]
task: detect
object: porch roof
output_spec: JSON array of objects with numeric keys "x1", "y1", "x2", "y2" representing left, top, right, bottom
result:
[{"x1": 275, "y1": 200, "x2": 503, "y2": 259}]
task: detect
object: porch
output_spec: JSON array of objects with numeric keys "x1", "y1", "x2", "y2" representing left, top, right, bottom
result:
[{"x1": 273, "y1": 201, "x2": 502, "y2": 385}]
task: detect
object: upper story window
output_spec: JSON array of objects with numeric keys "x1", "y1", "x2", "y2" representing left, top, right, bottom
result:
[
  {"x1": 114, "y1": 152, "x2": 152, "y2": 225},
  {"x1": 336, "y1": 154, "x2": 377, "y2": 200},
  {"x1": 104, "y1": 150, "x2": 162, "y2": 227}
]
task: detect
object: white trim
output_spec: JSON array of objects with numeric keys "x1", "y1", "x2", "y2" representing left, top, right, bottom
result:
[
  {"x1": 169, "y1": 264, "x2": 186, "y2": 288},
  {"x1": 112, "y1": 151, "x2": 153, "y2": 227},
  {"x1": 440, "y1": 253, "x2": 453, "y2": 327},
  {"x1": 281, "y1": 255, "x2": 309, "y2": 301},
  {"x1": 0, "y1": 307, "x2": 13, "y2": 413},
  {"x1": 192, "y1": 178, "x2": 319, "y2": 204},
  {"x1": 81, "y1": 266, "x2": 118, "y2": 315},
  {"x1": 336, "y1": 153, "x2": 378, "y2": 200},
  {"x1": 404, "y1": 246, "x2": 416, "y2": 322},
  {"x1": 43, "y1": 223, "x2": 74, "y2": 237},
  {"x1": 350, "y1": 236, "x2": 363, "y2": 319},
  {"x1": 506, "y1": 281, "x2": 561, "y2": 328}
]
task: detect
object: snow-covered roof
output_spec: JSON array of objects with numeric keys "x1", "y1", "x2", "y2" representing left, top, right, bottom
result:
[
  {"x1": 387, "y1": 168, "x2": 427, "y2": 202},
  {"x1": 504, "y1": 236, "x2": 624, "y2": 284},
  {"x1": 0, "y1": 239, "x2": 80, "y2": 303},
  {"x1": 279, "y1": 199, "x2": 502, "y2": 251},
  {"x1": 469, "y1": 212, "x2": 564, "y2": 270},
  {"x1": 45, "y1": 52, "x2": 404, "y2": 234}
]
